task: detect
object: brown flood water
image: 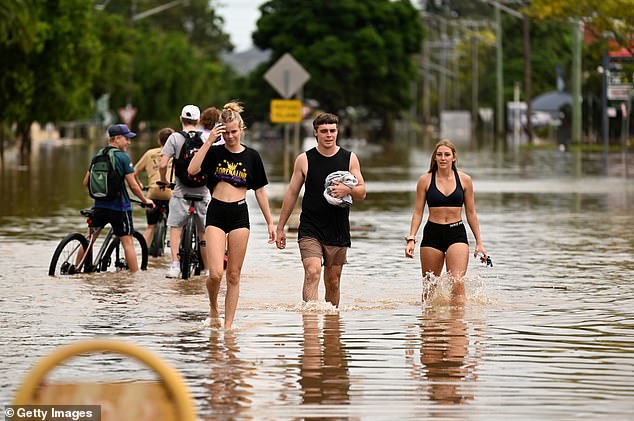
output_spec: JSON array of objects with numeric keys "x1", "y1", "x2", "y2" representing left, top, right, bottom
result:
[{"x1": 1, "y1": 137, "x2": 633, "y2": 419}]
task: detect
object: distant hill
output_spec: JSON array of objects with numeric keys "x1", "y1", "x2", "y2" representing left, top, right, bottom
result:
[{"x1": 221, "y1": 47, "x2": 271, "y2": 76}]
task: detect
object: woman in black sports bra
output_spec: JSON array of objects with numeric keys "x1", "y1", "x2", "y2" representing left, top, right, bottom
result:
[{"x1": 404, "y1": 139, "x2": 487, "y2": 305}]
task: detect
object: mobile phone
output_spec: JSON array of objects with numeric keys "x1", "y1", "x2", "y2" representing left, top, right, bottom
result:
[{"x1": 214, "y1": 122, "x2": 224, "y2": 143}]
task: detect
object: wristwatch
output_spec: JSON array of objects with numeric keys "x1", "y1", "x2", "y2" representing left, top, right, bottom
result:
[{"x1": 404, "y1": 235, "x2": 417, "y2": 243}]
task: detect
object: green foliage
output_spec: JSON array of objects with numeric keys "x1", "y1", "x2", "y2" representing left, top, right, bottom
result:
[
  {"x1": 101, "y1": 0, "x2": 232, "y2": 54},
  {"x1": 0, "y1": 0, "x2": 233, "y2": 137},
  {"x1": 501, "y1": 18, "x2": 573, "y2": 98},
  {"x1": 132, "y1": 27, "x2": 229, "y2": 126},
  {"x1": 90, "y1": 13, "x2": 135, "y2": 102},
  {"x1": 0, "y1": 0, "x2": 37, "y2": 51},
  {"x1": 0, "y1": 0, "x2": 100, "y2": 129},
  {"x1": 252, "y1": 0, "x2": 423, "y2": 119},
  {"x1": 527, "y1": 0, "x2": 634, "y2": 53}
]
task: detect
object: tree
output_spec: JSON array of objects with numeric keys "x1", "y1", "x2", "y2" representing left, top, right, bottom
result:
[
  {"x1": 0, "y1": 0, "x2": 100, "y2": 161},
  {"x1": 527, "y1": 0, "x2": 634, "y2": 54},
  {"x1": 101, "y1": 0, "x2": 232, "y2": 55},
  {"x1": 253, "y1": 0, "x2": 423, "y2": 139},
  {"x1": 132, "y1": 27, "x2": 230, "y2": 126}
]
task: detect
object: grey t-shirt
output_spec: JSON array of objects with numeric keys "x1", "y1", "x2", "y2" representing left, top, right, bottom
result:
[{"x1": 161, "y1": 131, "x2": 211, "y2": 198}]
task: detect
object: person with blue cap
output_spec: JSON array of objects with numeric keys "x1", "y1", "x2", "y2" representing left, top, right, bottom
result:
[{"x1": 81, "y1": 124, "x2": 154, "y2": 272}]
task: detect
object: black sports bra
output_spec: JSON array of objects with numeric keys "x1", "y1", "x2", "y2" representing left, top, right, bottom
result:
[{"x1": 426, "y1": 168, "x2": 464, "y2": 207}]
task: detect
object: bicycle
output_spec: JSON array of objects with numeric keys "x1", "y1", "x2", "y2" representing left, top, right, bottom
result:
[
  {"x1": 48, "y1": 207, "x2": 148, "y2": 277},
  {"x1": 141, "y1": 187, "x2": 169, "y2": 257},
  {"x1": 148, "y1": 200, "x2": 169, "y2": 257},
  {"x1": 179, "y1": 193, "x2": 206, "y2": 280}
]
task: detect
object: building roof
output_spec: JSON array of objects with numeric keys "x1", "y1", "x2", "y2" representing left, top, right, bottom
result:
[{"x1": 531, "y1": 91, "x2": 572, "y2": 112}]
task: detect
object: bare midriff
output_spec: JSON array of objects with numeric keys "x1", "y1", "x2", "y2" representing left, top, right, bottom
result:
[
  {"x1": 428, "y1": 207, "x2": 463, "y2": 224},
  {"x1": 212, "y1": 181, "x2": 247, "y2": 203}
]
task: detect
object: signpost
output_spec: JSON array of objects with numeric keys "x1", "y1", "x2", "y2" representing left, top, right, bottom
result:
[
  {"x1": 270, "y1": 99, "x2": 302, "y2": 123},
  {"x1": 264, "y1": 53, "x2": 310, "y2": 99},
  {"x1": 118, "y1": 104, "x2": 137, "y2": 127},
  {"x1": 264, "y1": 53, "x2": 310, "y2": 180}
]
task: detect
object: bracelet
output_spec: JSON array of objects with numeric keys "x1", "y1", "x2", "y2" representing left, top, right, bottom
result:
[{"x1": 404, "y1": 235, "x2": 417, "y2": 243}]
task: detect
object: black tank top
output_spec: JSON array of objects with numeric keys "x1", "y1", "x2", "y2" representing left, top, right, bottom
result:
[
  {"x1": 299, "y1": 147, "x2": 352, "y2": 247},
  {"x1": 426, "y1": 168, "x2": 464, "y2": 207}
]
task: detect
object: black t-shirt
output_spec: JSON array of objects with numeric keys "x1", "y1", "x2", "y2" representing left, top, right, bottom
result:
[{"x1": 200, "y1": 144, "x2": 268, "y2": 191}]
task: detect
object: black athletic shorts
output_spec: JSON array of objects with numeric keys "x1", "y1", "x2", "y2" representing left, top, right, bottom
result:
[
  {"x1": 145, "y1": 200, "x2": 169, "y2": 225},
  {"x1": 420, "y1": 220, "x2": 468, "y2": 253},
  {"x1": 205, "y1": 198, "x2": 250, "y2": 233},
  {"x1": 89, "y1": 208, "x2": 134, "y2": 237}
]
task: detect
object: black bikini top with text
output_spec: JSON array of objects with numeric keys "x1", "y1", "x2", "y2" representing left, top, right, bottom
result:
[{"x1": 426, "y1": 168, "x2": 464, "y2": 207}]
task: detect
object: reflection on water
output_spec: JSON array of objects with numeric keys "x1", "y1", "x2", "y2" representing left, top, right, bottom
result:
[
  {"x1": 203, "y1": 331, "x2": 255, "y2": 420},
  {"x1": 1, "y1": 139, "x2": 634, "y2": 419},
  {"x1": 299, "y1": 313, "x2": 349, "y2": 406},
  {"x1": 419, "y1": 306, "x2": 479, "y2": 405}
]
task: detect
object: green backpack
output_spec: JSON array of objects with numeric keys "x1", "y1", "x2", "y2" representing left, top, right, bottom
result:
[{"x1": 88, "y1": 147, "x2": 123, "y2": 200}]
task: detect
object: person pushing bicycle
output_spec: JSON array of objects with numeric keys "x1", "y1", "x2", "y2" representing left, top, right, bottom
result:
[
  {"x1": 159, "y1": 105, "x2": 211, "y2": 278},
  {"x1": 134, "y1": 127, "x2": 174, "y2": 247},
  {"x1": 82, "y1": 124, "x2": 154, "y2": 273}
]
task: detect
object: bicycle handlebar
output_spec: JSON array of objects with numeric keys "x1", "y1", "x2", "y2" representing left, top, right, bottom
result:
[
  {"x1": 130, "y1": 199, "x2": 155, "y2": 208},
  {"x1": 156, "y1": 181, "x2": 175, "y2": 190}
]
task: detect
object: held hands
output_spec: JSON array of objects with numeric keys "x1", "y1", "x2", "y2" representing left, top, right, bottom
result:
[
  {"x1": 267, "y1": 223, "x2": 277, "y2": 244},
  {"x1": 275, "y1": 227, "x2": 286, "y2": 249}
]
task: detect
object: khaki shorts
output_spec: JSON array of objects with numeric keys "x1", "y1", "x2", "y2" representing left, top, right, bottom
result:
[
  {"x1": 298, "y1": 237, "x2": 348, "y2": 267},
  {"x1": 167, "y1": 195, "x2": 209, "y2": 233}
]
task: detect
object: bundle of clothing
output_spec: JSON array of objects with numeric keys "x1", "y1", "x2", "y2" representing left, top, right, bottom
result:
[{"x1": 323, "y1": 171, "x2": 358, "y2": 207}]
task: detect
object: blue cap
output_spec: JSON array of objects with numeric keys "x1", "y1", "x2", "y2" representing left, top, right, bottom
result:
[{"x1": 107, "y1": 124, "x2": 136, "y2": 138}]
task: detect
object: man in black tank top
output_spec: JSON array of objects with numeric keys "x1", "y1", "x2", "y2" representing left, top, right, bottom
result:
[{"x1": 275, "y1": 113, "x2": 366, "y2": 307}]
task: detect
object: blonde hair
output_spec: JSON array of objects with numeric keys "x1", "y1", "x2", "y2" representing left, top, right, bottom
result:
[
  {"x1": 428, "y1": 138, "x2": 458, "y2": 172},
  {"x1": 220, "y1": 101, "x2": 245, "y2": 130}
]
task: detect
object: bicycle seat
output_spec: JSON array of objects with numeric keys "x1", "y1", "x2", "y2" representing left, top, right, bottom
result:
[
  {"x1": 80, "y1": 209, "x2": 96, "y2": 217},
  {"x1": 183, "y1": 194, "x2": 205, "y2": 202}
]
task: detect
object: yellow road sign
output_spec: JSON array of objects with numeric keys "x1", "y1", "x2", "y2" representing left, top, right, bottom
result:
[{"x1": 270, "y1": 99, "x2": 302, "y2": 123}]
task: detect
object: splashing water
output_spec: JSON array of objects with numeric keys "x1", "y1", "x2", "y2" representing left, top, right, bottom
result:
[{"x1": 421, "y1": 272, "x2": 493, "y2": 306}]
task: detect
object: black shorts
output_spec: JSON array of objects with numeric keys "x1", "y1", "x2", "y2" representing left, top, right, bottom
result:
[
  {"x1": 145, "y1": 200, "x2": 169, "y2": 225},
  {"x1": 205, "y1": 198, "x2": 249, "y2": 233},
  {"x1": 89, "y1": 208, "x2": 134, "y2": 237},
  {"x1": 420, "y1": 220, "x2": 468, "y2": 253}
]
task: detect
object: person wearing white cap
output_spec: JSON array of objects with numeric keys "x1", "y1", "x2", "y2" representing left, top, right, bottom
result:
[{"x1": 159, "y1": 105, "x2": 211, "y2": 278}]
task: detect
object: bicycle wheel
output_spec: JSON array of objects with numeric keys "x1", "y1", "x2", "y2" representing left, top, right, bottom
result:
[
  {"x1": 49, "y1": 233, "x2": 89, "y2": 277},
  {"x1": 101, "y1": 231, "x2": 148, "y2": 272},
  {"x1": 179, "y1": 217, "x2": 198, "y2": 280},
  {"x1": 149, "y1": 218, "x2": 167, "y2": 257}
]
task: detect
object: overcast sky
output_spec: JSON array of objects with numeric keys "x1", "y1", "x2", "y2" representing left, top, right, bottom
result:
[{"x1": 217, "y1": 0, "x2": 264, "y2": 52}]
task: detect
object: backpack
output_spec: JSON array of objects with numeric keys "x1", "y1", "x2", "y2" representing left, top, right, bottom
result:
[
  {"x1": 172, "y1": 130, "x2": 207, "y2": 188},
  {"x1": 88, "y1": 146, "x2": 123, "y2": 200}
]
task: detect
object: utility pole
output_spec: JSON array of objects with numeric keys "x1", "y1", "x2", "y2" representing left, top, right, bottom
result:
[
  {"x1": 571, "y1": 20, "x2": 583, "y2": 145},
  {"x1": 479, "y1": 0, "x2": 524, "y2": 139},
  {"x1": 523, "y1": 16, "x2": 533, "y2": 144},
  {"x1": 602, "y1": 49, "x2": 610, "y2": 173},
  {"x1": 471, "y1": 35, "x2": 479, "y2": 135},
  {"x1": 495, "y1": 4, "x2": 504, "y2": 135}
]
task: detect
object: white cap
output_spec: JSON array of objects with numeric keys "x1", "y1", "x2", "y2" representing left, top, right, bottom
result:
[{"x1": 180, "y1": 104, "x2": 200, "y2": 120}]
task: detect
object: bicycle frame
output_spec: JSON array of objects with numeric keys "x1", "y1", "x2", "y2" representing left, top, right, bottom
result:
[
  {"x1": 49, "y1": 207, "x2": 149, "y2": 276},
  {"x1": 179, "y1": 194, "x2": 205, "y2": 279},
  {"x1": 75, "y1": 226, "x2": 113, "y2": 272}
]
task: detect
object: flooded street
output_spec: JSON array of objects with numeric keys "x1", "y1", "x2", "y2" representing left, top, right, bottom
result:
[{"x1": 1, "y1": 137, "x2": 634, "y2": 419}]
